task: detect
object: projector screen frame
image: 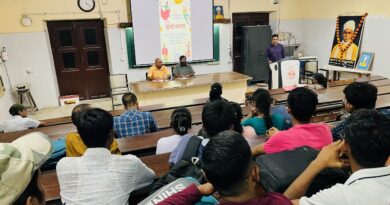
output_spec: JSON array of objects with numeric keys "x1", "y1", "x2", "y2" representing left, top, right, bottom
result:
[{"x1": 128, "y1": 0, "x2": 216, "y2": 67}]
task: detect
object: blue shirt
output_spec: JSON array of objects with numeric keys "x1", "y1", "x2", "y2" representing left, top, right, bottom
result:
[
  {"x1": 113, "y1": 110, "x2": 158, "y2": 138},
  {"x1": 332, "y1": 108, "x2": 390, "y2": 141},
  {"x1": 266, "y1": 43, "x2": 285, "y2": 62}
]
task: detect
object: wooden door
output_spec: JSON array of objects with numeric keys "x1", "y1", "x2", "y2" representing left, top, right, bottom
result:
[
  {"x1": 232, "y1": 13, "x2": 269, "y2": 73},
  {"x1": 48, "y1": 20, "x2": 110, "y2": 100}
]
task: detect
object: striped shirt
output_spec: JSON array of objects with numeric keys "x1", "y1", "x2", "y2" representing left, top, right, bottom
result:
[
  {"x1": 113, "y1": 109, "x2": 158, "y2": 138},
  {"x1": 0, "y1": 115, "x2": 40, "y2": 133}
]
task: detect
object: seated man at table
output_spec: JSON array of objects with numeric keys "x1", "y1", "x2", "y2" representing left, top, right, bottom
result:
[
  {"x1": 0, "y1": 104, "x2": 45, "y2": 133},
  {"x1": 57, "y1": 108, "x2": 155, "y2": 204},
  {"x1": 284, "y1": 109, "x2": 390, "y2": 205},
  {"x1": 332, "y1": 82, "x2": 378, "y2": 140},
  {"x1": 65, "y1": 103, "x2": 120, "y2": 156},
  {"x1": 147, "y1": 58, "x2": 170, "y2": 81},
  {"x1": 252, "y1": 87, "x2": 332, "y2": 155},
  {"x1": 113, "y1": 92, "x2": 158, "y2": 138},
  {"x1": 173, "y1": 55, "x2": 195, "y2": 79}
]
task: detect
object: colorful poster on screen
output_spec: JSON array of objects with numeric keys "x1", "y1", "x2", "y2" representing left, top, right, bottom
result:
[
  {"x1": 159, "y1": 0, "x2": 192, "y2": 63},
  {"x1": 329, "y1": 14, "x2": 367, "y2": 68}
]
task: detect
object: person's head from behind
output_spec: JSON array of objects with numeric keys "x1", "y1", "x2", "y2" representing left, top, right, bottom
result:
[
  {"x1": 122, "y1": 92, "x2": 138, "y2": 109},
  {"x1": 9, "y1": 104, "x2": 27, "y2": 117},
  {"x1": 71, "y1": 103, "x2": 91, "y2": 127},
  {"x1": 271, "y1": 34, "x2": 279, "y2": 46},
  {"x1": 252, "y1": 88, "x2": 273, "y2": 129},
  {"x1": 202, "y1": 130, "x2": 258, "y2": 197},
  {"x1": 313, "y1": 73, "x2": 328, "y2": 88},
  {"x1": 343, "y1": 109, "x2": 390, "y2": 169},
  {"x1": 0, "y1": 132, "x2": 52, "y2": 205},
  {"x1": 209, "y1": 82, "x2": 222, "y2": 102},
  {"x1": 77, "y1": 108, "x2": 114, "y2": 149},
  {"x1": 170, "y1": 107, "x2": 192, "y2": 136},
  {"x1": 287, "y1": 87, "x2": 318, "y2": 123},
  {"x1": 343, "y1": 82, "x2": 377, "y2": 113},
  {"x1": 230, "y1": 102, "x2": 243, "y2": 134},
  {"x1": 179, "y1": 55, "x2": 187, "y2": 66},
  {"x1": 155, "y1": 58, "x2": 163, "y2": 69},
  {"x1": 202, "y1": 100, "x2": 235, "y2": 137}
]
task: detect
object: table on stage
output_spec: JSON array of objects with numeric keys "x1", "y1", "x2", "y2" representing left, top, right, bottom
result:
[{"x1": 130, "y1": 72, "x2": 252, "y2": 106}]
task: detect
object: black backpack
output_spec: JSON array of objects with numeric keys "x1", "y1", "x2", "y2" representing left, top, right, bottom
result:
[
  {"x1": 151, "y1": 136, "x2": 206, "y2": 193},
  {"x1": 256, "y1": 146, "x2": 350, "y2": 197}
]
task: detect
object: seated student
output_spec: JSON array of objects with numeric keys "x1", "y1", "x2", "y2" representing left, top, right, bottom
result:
[
  {"x1": 230, "y1": 101, "x2": 258, "y2": 138},
  {"x1": 57, "y1": 108, "x2": 155, "y2": 204},
  {"x1": 65, "y1": 103, "x2": 120, "y2": 156},
  {"x1": 113, "y1": 92, "x2": 158, "y2": 138},
  {"x1": 0, "y1": 104, "x2": 45, "y2": 132},
  {"x1": 284, "y1": 109, "x2": 390, "y2": 205},
  {"x1": 173, "y1": 55, "x2": 195, "y2": 78},
  {"x1": 252, "y1": 87, "x2": 332, "y2": 155},
  {"x1": 156, "y1": 107, "x2": 192, "y2": 154},
  {"x1": 242, "y1": 89, "x2": 284, "y2": 136},
  {"x1": 159, "y1": 130, "x2": 292, "y2": 205},
  {"x1": 0, "y1": 132, "x2": 52, "y2": 205},
  {"x1": 169, "y1": 100, "x2": 236, "y2": 165},
  {"x1": 209, "y1": 82, "x2": 224, "y2": 102},
  {"x1": 147, "y1": 58, "x2": 170, "y2": 81},
  {"x1": 332, "y1": 82, "x2": 377, "y2": 140}
]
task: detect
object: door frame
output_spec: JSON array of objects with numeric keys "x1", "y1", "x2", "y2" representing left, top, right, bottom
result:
[{"x1": 46, "y1": 19, "x2": 111, "y2": 101}]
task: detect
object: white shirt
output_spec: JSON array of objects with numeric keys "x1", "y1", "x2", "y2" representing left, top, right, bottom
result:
[
  {"x1": 300, "y1": 166, "x2": 390, "y2": 205},
  {"x1": 156, "y1": 134, "x2": 183, "y2": 154},
  {"x1": 56, "y1": 148, "x2": 155, "y2": 205},
  {"x1": 0, "y1": 115, "x2": 40, "y2": 133}
]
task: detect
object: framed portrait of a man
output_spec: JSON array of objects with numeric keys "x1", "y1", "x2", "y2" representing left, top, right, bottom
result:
[{"x1": 329, "y1": 13, "x2": 368, "y2": 68}]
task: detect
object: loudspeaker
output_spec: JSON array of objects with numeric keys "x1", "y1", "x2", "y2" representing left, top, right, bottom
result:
[{"x1": 271, "y1": 0, "x2": 279, "y2": 4}]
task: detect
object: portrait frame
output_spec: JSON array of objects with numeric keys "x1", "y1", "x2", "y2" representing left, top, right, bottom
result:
[{"x1": 356, "y1": 51, "x2": 374, "y2": 70}]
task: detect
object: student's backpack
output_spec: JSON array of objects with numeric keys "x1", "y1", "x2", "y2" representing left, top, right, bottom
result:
[
  {"x1": 151, "y1": 136, "x2": 206, "y2": 193},
  {"x1": 256, "y1": 146, "x2": 349, "y2": 197},
  {"x1": 139, "y1": 177, "x2": 218, "y2": 205},
  {"x1": 41, "y1": 138, "x2": 66, "y2": 170}
]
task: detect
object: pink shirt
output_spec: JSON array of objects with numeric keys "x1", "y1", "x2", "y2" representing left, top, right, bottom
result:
[{"x1": 264, "y1": 123, "x2": 332, "y2": 154}]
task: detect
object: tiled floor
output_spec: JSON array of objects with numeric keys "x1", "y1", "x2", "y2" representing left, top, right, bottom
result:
[{"x1": 30, "y1": 98, "x2": 115, "y2": 121}]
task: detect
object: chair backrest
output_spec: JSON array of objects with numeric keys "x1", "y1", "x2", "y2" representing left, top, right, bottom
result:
[
  {"x1": 109, "y1": 74, "x2": 128, "y2": 89},
  {"x1": 305, "y1": 61, "x2": 318, "y2": 73},
  {"x1": 171, "y1": 67, "x2": 175, "y2": 79}
]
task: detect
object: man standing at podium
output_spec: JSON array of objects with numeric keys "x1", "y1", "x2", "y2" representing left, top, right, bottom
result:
[
  {"x1": 266, "y1": 34, "x2": 285, "y2": 88},
  {"x1": 266, "y1": 34, "x2": 285, "y2": 63}
]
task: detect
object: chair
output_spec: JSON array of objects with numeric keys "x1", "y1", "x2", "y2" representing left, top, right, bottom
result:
[
  {"x1": 300, "y1": 58, "x2": 318, "y2": 84},
  {"x1": 16, "y1": 86, "x2": 37, "y2": 111},
  {"x1": 109, "y1": 74, "x2": 130, "y2": 110}
]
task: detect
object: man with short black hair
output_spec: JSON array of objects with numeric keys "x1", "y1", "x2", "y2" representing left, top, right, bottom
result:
[
  {"x1": 173, "y1": 55, "x2": 195, "y2": 78},
  {"x1": 0, "y1": 104, "x2": 44, "y2": 132},
  {"x1": 65, "y1": 103, "x2": 120, "y2": 156},
  {"x1": 160, "y1": 130, "x2": 292, "y2": 205},
  {"x1": 332, "y1": 82, "x2": 378, "y2": 140},
  {"x1": 284, "y1": 109, "x2": 390, "y2": 205},
  {"x1": 113, "y1": 92, "x2": 158, "y2": 138},
  {"x1": 252, "y1": 87, "x2": 332, "y2": 155},
  {"x1": 57, "y1": 108, "x2": 155, "y2": 204},
  {"x1": 169, "y1": 99, "x2": 236, "y2": 165},
  {"x1": 266, "y1": 34, "x2": 285, "y2": 64}
]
